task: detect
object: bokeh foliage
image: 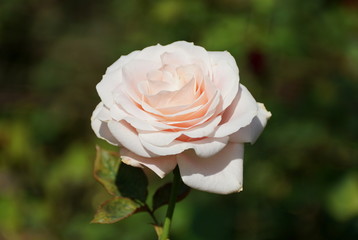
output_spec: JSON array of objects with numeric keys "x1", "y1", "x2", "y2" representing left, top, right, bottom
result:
[{"x1": 1, "y1": 0, "x2": 357, "y2": 239}]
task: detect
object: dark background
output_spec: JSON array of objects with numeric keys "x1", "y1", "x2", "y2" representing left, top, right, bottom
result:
[{"x1": 1, "y1": 0, "x2": 357, "y2": 239}]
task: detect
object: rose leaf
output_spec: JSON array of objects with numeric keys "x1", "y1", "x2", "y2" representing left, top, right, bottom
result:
[
  {"x1": 93, "y1": 146, "x2": 120, "y2": 196},
  {"x1": 91, "y1": 197, "x2": 144, "y2": 224},
  {"x1": 115, "y1": 162, "x2": 149, "y2": 203}
]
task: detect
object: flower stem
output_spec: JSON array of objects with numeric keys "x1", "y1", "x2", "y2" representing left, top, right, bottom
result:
[{"x1": 159, "y1": 167, "x2": 181, "y2": 240}]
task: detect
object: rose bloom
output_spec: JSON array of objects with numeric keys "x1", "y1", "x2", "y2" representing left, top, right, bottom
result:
[{"x1": 91, "y1": 41, "x2": 271, "y2": 194}]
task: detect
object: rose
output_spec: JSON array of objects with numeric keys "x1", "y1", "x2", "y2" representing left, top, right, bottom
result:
[{"x1": 91, "y1": 41, "x2": 271, "y2": 194}]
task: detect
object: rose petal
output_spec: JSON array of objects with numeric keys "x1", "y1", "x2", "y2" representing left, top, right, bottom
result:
[
  {"x1": 138, "y1": 130, "x2": 182, "y2": 147},
  {"x1": 208, "y1": 51, "x2": 239, "y2": 75},
  {"x1": 96, "y1": 70, "x2": 122, "y2": 108},
  {"x1": 155, "y1": 90, "x2": 221, "y2": 129},
  {"x1": 177, "y1": 143, "x2": 244, "y2": 194},
  {"x1": 107, "y1": 120, "x2": 157, "y2": 158},
  {"x1": 208, "y1": 51, "x2": 240, "y2": 109},
  {"x1": 211, "y1": 63, "x2": 239, "y2": 109},
  {"x1": 145, "y1": 79, "x2": 197, "y2": 108},
  {"x1": 97, "y1": 50, "x2": 147, "y2": 108},
  {"x1": 122, "y1": 59, "x2": 161, "y2": 93},
  {"x1": 213, "y1": 84, "x2": 258, "y2": 138},
  {"x1": 91, "y1": 103, "x2": 118, "y2": 145},
  {"x1": 106, "y1": 50, "x2": 140, "y2": 74},
  {"x1": 140, "y1": 135, "x2": 229, "y2": 158},
  {"x1": 165, "y1": 42, "x2": 212, "y2": 76},
  {"x1": 165, "y1": 41, "x2": 208, "y2": 62},
  {"x1": 120, "y1": 148, "x2": 177, "y2": 178},
  {"x1": 230, "y1": 102, "x2": 272, "y2": 143},
  {"x1": 140, "y1": 90, "x2": 207, "y2": 120},
  {"x1": 135, "y1": 42, "x2": 208, "y2": 66},
  {"x1": 139, "y1": 88, "x2": 220, "y2": 129},
  {"x1": 192, "y1": 136, "x2": 229, "y2": 158},
  {"x1": 160, "y1": 51, "x2": 190, "y2": 66},
  {"x1": 183, "y1": 115, "x2": 222, "y2": 138},
  {"x1": 140, "y1": 74, "x2": 218, "y2": 121},
  {"x1": 92, "y1": 102, "x2": 111, "y2": 121},
  {"x1": 113, "y1": 91, "x2": 161, "y2": 128}
]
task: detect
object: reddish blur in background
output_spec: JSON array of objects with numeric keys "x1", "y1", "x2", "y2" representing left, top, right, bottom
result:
[{"x1": 1, "y1": 0, "x2": 357, "y2": 239}]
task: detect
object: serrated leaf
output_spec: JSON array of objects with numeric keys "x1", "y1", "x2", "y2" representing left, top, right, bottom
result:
[
  {"x1": 152, "y1": 178, "x2": 190, "y2": 211},
  {"x1": 115, "y1": 163, "x2": 148, "y2": 203},
  {"x1": 91, "y1": 197, "x2": 143, "y2": 224},
  {"x1": 93, "y1": 146, "x2": 120, "y2": 196}
]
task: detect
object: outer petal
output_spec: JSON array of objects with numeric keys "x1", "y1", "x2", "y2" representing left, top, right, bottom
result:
[
  {"x1": 134, "y1": 41, "x2": 210, "y2": 70},
  {"x1": 97, "y1": 50, "x2": 141, "y2": 107},
  {"x1": 96, "y1": 70, "x2": 122, "y2": 108},
  {"x1": 138, "y1": 130, "x2": 182, "y2": 147},
  {"x1": 213, "y1": 85, "x2": 258, "y2": 138},
  {"x1": 120, "y1": 148, "x2": 177, "y2": 178},
  {"x1": 140, "y1": 136, "x2": 229, "y2": 158},
  {"x1": 177, "y1": 143, "x2": 244, "y2": 194},
  {"x1": 107, "y1": 120, "x2": 158, "y2": 158},
  {"x1": 209, "y1": 54, "x2": 239, "y2": 110},
  {"x1": 208, "y1": 51, "x2": 239, "y2": 75},
  {"x1": 91, "y1": 103, "x2": 118, "y2": 145},
  {"x1": 230, "y1": 103, "x2": 272, "y2": 143},
  {"x1": 106, "y1": 50, "x2": 140, "y2": 74}
]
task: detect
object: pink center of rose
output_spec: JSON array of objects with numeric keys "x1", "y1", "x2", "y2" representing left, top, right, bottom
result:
[{"x1": 136, "y1": 63, "x2": 215, "y2": 131}]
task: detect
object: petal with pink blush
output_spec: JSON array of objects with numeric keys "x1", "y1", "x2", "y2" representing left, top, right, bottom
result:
[
  {"x1": 230, "y1": 103, "x2": 272, "y2": 143},
  {"x1": 123, "y1": 115, "x2": 172, "y2": 131},
  {"x1": 112, "y1": 99, "x2": 169, "y2": 131},
  {"x1": 114, "y1": 90, "x2": 156, "y2": 121},
  {"x1": 156, "y1": 103, "x2": 203, "y2": 118},
  {"x1": 138, "y1": 131, "x2": 182, "y2": 147},
  {"x1": 157, "y1": 91, "x2": 220, "y2": 129},
  {"x1": 176, "y1": 64, "x2": 203, "y2": 84},
  {"x1": 146, "y1": 89, "x2": 207, "y2": 118},
  {"x1": 107, "y1": 120, "x2": 157, "y2": 158},
  {"x1": 145, "y1": 79, "x2": 197, "y2": 108},
  {"x1": 120, "y1": 148, "x2": 177, "y2": 178},
  {"x1": 183, "y1": 115, "x2": 222, "y2": 138},
  {"x1": 177, "y1": 143, "x2": 244, "y2": 194}
]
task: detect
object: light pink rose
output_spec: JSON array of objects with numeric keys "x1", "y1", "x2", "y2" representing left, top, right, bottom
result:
[{"x1": 91, "y1": 41, "x2": 271, "y2": 194}]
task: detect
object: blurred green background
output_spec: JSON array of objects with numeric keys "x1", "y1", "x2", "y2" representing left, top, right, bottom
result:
[{"x1": 1, "y1": 0, "x2": 358, "y2": 239}]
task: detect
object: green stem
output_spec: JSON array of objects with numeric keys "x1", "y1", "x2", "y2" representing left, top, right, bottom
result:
[{"x1": 159, "y1": 167, "x2": 181, "y2": 240}]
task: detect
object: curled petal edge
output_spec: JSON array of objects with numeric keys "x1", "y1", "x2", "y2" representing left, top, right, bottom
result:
[
  {"x1": 120, "y1": 148, "x2": 177, "y2": 178},
  {"x1": 230, "y1": 103, "x2": 272, "y2": 144}
]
